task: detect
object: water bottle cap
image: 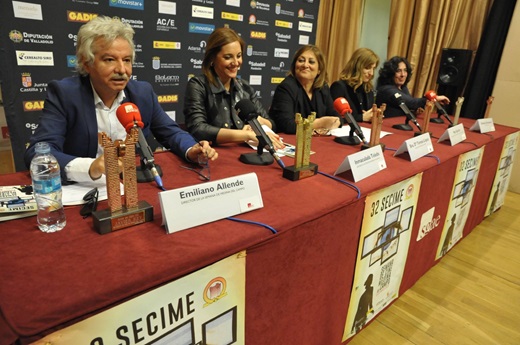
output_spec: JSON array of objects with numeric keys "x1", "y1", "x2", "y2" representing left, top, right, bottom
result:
[{"x1": 34, "y1": 142, "x2": 51, "y2": 154}]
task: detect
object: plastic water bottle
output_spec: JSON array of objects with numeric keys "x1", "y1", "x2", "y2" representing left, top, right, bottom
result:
[{"x1": 30, "y1": 142, "x2": 66, "y2": 232}]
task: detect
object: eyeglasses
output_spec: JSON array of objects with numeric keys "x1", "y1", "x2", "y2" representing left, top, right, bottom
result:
[
  {"x1": 180, "y1": 153, "x2": 210, "y2": 181},
  {"x1": 80, "y1": 187, "x2": 99, "y2": 218}
]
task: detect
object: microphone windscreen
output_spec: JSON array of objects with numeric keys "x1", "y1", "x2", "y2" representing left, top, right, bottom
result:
[
  {"x1": 116, "y1": 102, "x2": 144, "y2": 132},
  {"x1": 234, "y1": 99, "x2": 257, "y2": 122},
  {"x1": 333, "y1": 97, "x2": 351, "y2": 116},
  {"x1": 424, "y1": 90, "x2": 437, "y2": 101}
]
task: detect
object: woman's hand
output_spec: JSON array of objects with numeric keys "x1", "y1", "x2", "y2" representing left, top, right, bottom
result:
[
  {"x1": 243, "y1": 124, "x2": 284, "y2": 150},
  {"x1": 313, "y1": 116, "x2": 341, "y2": 130},
  {"x1": 436, "y1": 95, "x2": 450, "y2": 105},
  {"x1": 362, "y1": 109, "x2": 374, "y2": 122}
]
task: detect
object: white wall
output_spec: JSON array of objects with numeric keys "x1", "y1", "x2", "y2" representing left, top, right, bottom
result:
[
  {"x1": 491, "y1": 2, "x2": 520, "y2": 193},
  {"x1": 360, "y1": 0, "x2": 391, "y2": 76}
]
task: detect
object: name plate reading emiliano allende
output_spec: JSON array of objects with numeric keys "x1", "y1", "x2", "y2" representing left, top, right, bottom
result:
[
  {"x1": 334, "y1": 145, "x2": 386, "y2": 182},
  {"x1": 470, "y1": 118, "x2": 495, "y2": 133},
  {"x1": 394, "y1": 132, "x2": 434, "y2": 161},
  {"x1": 438, "y1": 123, "x2": 466, "y2": 146},
  {"x1": 159, "y1": 173, "x2": 263, "y2": 233}
]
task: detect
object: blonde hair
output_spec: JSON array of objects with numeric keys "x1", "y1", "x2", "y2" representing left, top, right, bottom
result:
[{"x1": 339, "y1": 48, "x2": 379, "y2": 93}]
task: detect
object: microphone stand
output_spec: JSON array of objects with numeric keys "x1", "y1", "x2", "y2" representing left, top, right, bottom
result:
[
  {"x1": 239, "y1": 136, "x2": 274, "y2": 165},
  {"x1": 136, "y1": 158, "x2": 164, "y2": 183},
  {"x1": 392, "y1": 116, "x2": 414, "y2": 131},
  {"x1": 334, "y1": 125, "x2": 361, "y2": 145},
  {"x1": 134, "y1": 126, "x2": 164, "y2": 183},
  {"x1": 430, "y1": 113, "x2": 445, "y2": 124}
]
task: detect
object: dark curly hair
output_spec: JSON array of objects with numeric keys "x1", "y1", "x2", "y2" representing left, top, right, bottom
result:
[{"x1": 376, "y1": 56, "x2": 413, "y2": 87}]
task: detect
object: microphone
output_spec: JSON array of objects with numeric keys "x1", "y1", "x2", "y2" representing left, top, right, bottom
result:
[
  {"x1": 424, "y1": 90, "x2": 453, "y2": 124},
  {"x1": 333, "y1": 97, "x2": 368, "y2": 145},
  {"x1": 116, "y1": 102, "x2": 164, "y2": 189},
  {"x1": 234, "y1": 99, "x2": 285, "y2": 169},
  {"x1": 394, "y1": 93, "x2": 422, "y2": 131}
]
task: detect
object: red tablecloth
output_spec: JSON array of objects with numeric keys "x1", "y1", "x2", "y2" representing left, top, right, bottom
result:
[{"x1": 0, "y1": 117, "x2": 517, "y2": 344}]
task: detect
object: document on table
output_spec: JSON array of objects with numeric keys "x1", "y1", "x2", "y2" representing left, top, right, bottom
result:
[
  {"x1": 330, "y1": 126, "x2": 393, "y2": 139},
  {"x1": 62, "y1": 179, "x2": 124, "y2": 205}
]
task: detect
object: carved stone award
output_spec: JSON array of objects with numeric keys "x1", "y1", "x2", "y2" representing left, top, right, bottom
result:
[
  {"x1": 92, "y1": 129, "x2": 153, "y2": 234},
  {"x1": 283, "y1": 113, "x2": 318, "y2": 180},
  {"x1": 362, "y1": 104, "x2": 386, "y2": 151},
  {"x1": 415, "y1": 101, "x2": 433, "y2": 137},
  {"x1": 451, "y1": 97, "x2": 465, "y2": 127},
  {"x1": 484, "y1": 95, "x2": 494, "y2": 118}
]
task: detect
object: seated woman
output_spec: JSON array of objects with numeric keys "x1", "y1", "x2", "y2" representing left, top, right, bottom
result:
[
  {"x1": 269, "y1": 44, "x2": 341, "y2": 134},
  {"x1": 184, "y1": 27, "x2": 282, "y2": 149},
  {"x1": 376, "y1": 56, "x2": 449, "y2": 118},
  {"x1": 330, "y1": 48, "x2": 379, "y2": 122}
]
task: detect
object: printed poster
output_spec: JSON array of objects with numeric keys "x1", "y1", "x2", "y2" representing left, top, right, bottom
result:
[
  {"x1": 343, "y1": 174, "x2": 422, "y2": 341},
  {"x1": 33, "y1": 252, "x2": 246, "y2": 345},
  {"x1": 436, "y1": 147, "x2": 484, "y2": 259},
  {"x1": 485, "y1": 132, "x2": 518, "y2": 216}
]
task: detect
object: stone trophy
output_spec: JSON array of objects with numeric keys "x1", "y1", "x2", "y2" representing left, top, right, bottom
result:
[
  {"x1": 451, "y1": 97, "x2": 465, "y2": 127},
  {"x1": 484, "y1": 96, "x2": 494, "y2": 118},
  {"x1": 362, "y1": 104, "x2": 386, "y2": 151},
  {"x1": 282, "y1": 113, "x2": 318, "y2": 181},
  {"x1": 92, "y1": 129, "x2": 153, "y2": 234},
  {"x1": 415, "y1": 100, "x2": 433, "y2": 137}
]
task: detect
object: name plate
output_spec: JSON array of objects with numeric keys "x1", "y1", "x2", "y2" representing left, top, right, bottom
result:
[
  {"x1": 470, "y1": 118, "x2": 495, "y2": 133},
  {"x1": 394, "y1": 133, "x2": 434, "y2": 161},
  {"x1": 334, "y1": 145, "x2": 386, "y2": 182},
  {"x1": 438, "y1": 123, "x2": 466, "y2": 146},
  {"x1": 159, "y1": 173, "x2": 263, "y2": 233}
]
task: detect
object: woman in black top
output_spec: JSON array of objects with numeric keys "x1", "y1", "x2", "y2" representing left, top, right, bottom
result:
[
  {"x1": 184, "y1": 27, "x2": 282, "y2": 148},
  {"x1": 330, "y1": 48, "x2": 379, "y2": 123},
  {"x1": 269, "y1": 45, "x2": 341, "y2": 134},
  {"x1": 376, "y1": 56, "x2": 449, "y2": 118}
]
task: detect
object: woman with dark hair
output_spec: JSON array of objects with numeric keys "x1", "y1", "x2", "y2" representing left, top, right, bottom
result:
[
  {"x1": 331, "y1": 48, "x2": 379, "y2": 122},
  {"x1": 184, "y1": 27, "x2": 282, "y2": 148},
  {"x1": 376, "y1": 56, "x2": 449, "y2": 118},
  {"x1": 269, "y1": 45, "x2": 341, "y2": 134}
]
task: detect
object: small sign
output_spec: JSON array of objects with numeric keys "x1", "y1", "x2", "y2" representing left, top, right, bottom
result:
[
  {"x1": 334, "y1": 145, "x2": 386, "y2": 182},
  {"x1": 159, "y1": 173, "x2": 263, "y2": 233},
  {"x1": 470, "y1": 118, "x2": 495, "y2": 133},
  {"x1": 394, "y1": 133, "x2": 434, "y2": 161},
  {"x1": 438, "y1": 123, "x2": 466, "y2": 146}
]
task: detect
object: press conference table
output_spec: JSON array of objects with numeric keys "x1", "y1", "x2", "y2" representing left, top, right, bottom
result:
[{"x1": 0, "y1": 117, "x2": 517, "y2": 344}]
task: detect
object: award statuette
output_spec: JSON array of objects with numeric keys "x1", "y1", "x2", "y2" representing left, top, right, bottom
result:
[
  {"x1": 92, "y1": 129, "x2": 153, "y2": 234},
  {"x1": 362, "y1": 104, "x2": 386, "y2": 151},
  {"x1": 451, "y1": 97, "x2": 465, "y2": 127},
  {"x1": 415, "y1": 101, "x2": 433, "y2": 137},
  {"x1": 283, "y1": 113, "x2": 318, "y2": 181},
  {"x1": 484, "y1": 95, "x2": 494, "y2": 118}
]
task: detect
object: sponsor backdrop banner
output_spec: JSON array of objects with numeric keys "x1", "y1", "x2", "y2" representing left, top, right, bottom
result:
[
  {"x1": 0, "y1": 0, "x2": 320, "y2": 171},
  {"x1": 35, "y1": 251, "x2": 246, "y2": 345},
  {"x1": 435, "y1": 147, "x2": 484, "y2": 259},
  {"x1": 485, "y1": 132, "x2": 518, "y2": 216},
  {"x1": 342, "y1": 173, "x2": 422, "y2": 341}
]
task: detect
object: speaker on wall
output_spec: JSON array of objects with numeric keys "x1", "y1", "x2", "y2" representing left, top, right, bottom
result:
[
  {"x1": 437, "y1": 48, "x2": 473, "y2": 86},
  {"x1": 437, "y1": 48, "x2": 473, "y2": 115}
]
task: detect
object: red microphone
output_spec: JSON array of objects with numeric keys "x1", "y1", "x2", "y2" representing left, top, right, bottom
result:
[
  {"x1": 333, "y1": 97, "x2": 367, "y2": 144},
  {"x1": 424, "y1": 90, "x2": 453, "y2": 124},
  {"x1": 116, "y1": 102, "x2": 144, "y2": 132},
  {"x1": 333, "y1": 97, "x2": 352, "y2": 116},
  {"x1": 115, "y1": 102, "x2": 164, "y2": 189}
]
